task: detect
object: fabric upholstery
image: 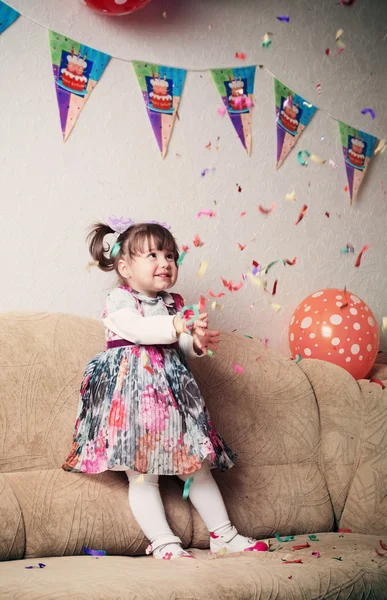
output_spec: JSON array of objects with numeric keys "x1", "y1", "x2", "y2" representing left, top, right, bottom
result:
[{"x1": 1, "y1": 311, "x2": 387, "y2": 599}]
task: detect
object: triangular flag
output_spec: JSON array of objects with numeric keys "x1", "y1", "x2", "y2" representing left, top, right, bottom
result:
[
  {"x1": 274, "y1": 79, "x2": 317, "y2": 169},
  {"x1": 0, "y1": 1, "x2": 19, "y2": 35},
  {"x1": 338, "y1": 121, "x2": 378, "y2": 203},
  {"x1": 133, "y1": 62, "x2": 186, "y2": 158},
  {"x1": 210, "y1": 66, "x2": 255, "y2": 155},
  {"x1": 48, "y1": 31, "x2": 110, "y2": 141}
]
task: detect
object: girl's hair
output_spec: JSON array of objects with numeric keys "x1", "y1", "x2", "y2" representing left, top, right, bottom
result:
[{"x1": 87, "y1": 222, "x2": 180, "y2": 279}]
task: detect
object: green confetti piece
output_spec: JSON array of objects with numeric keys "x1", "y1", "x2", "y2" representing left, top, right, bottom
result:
[
  {"x1": 297, "y1": 149, "x2": 311, "y2": 166},
  {"x1": 332, "y1": 557, "x2": 343, "y2": 561},
  {"x1": 244, "y1": 335, "x2": 254, "y2": 339},
  {"x1": 309, "y1": 534, "x2": 319, "y2": 541},
  {"x1": 295, "y1": 354, "x2": 302, "y2": 364},
  {"x1": 275, "y1": 533, "x2": 295, "y2": 542},
  {"x1": 177, "y1": 251, "x2": 187, "y2": 267},
  {"x1": 182, "y1": 477, "x2": 194, "y2": 499},
  {"x1": 207, "y1": 349, "x2": 214, "y2": 357}
]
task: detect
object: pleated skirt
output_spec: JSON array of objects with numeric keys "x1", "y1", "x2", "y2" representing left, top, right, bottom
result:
[{"x1": 62, "y1": 344, "x2": 236, "y2": 475}]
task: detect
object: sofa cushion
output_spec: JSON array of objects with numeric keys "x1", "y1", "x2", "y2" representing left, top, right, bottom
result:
[
  {"x1": 0, "y1": 474, "x2": 25, "y2": 560},
  {"x1": 1, "y1": 533, "x2": 386, "y2": 599},
  {"x1": 188, "y1": 333, "x2": 334, "y2": 540},
  {"x1": 3, "y1": 469, "x2": 192, "y2": 559}
]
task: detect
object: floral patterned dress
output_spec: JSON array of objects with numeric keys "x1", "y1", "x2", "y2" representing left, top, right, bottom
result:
[{"x1": 62, "y1": 287, "x2": 236, "y2": 475}]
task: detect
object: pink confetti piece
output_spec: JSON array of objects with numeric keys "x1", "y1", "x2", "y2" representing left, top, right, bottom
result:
[
  {"x1": 276, "y1": 15, "x2": 290, "y2": 22},
  {"x1": 361, "y1": 107, "x2": 376, "y2": 120},
  {"x1": 354, "y1": 244, "x2": 369, "y2": 267},
  {"x1": 258, "y1": 202, "x2": 276, "y2": 214},
  {"x1": 235, "y1": 52, "x2": 247, "y2": 60},
  {"x1": 233, "y1": 363, "x2": 245, "y2": 374},
  {"x1": 196, "y1": 210, "x2": 216, "y2": 218},
  {"x1": 312, "y1": 552, "x2": 321, "y2": 558},
  {"x1": 316, "y1": 83, "x2": 322, "y2": 95},
  {"x1": 217, "y1": 105, "x2": 227, "y2": 117},
  {"x1": 240, "y1": 211, "x2": 246, "y2": 217}
]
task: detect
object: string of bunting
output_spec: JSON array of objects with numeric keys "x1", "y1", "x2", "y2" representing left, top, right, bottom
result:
[{"x1": 1, "y1": 1, "x2": 385, "y2": 201}]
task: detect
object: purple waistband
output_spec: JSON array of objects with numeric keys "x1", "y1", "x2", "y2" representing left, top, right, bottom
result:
[{"x1": 106, "y1": 339, "x2": 179, "y2": 350}]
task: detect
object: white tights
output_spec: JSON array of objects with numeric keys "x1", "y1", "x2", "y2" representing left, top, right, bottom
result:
[{"x1": 125, "y1": 461, "x2": 231, "y2": 546}]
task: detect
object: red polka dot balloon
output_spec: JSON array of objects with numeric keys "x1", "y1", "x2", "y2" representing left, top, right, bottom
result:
[
  {"x1": 289, "y1": 288, "x2": 379, "y2": 380},
  {"x1": 79, "y1": 0, "x2": 151, "y2": 16}
]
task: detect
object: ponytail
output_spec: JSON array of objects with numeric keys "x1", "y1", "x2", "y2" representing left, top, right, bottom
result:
[{"x1": 87, "y1": 222, "x2": 118, "y2": 272}]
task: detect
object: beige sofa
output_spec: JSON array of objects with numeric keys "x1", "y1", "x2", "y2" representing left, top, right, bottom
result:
[{"x1": 1, "y1": 311, "x2": 387, "y2": 599}]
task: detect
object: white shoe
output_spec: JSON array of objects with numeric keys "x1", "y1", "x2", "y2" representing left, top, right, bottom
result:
[
  {"x1": 209, "y1": 526, "x2": 269, "y2": 555},
  {"x1": 146, "y1": 535, "x2": 195, "y2": 560}
]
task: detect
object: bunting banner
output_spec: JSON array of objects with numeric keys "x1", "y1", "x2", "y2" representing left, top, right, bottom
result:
[
  {"x1": 0, "y1": 1, "x2": 19, "y2": 35},
  {"x1": 48, "y1": 30, "x2": 110, "y2": 141},
  {"x1": 210, "y1": 66, "x2": 255, "y2": 155},
  {"x1": 133, "y1": 62, "x2": 186, "y2": 158},
  {"x1": 338, "y1": 121, "x2": 379, "y2": 203},
  {"x1": 275, "y1": 78, "x2": 317, "y2": 170}
]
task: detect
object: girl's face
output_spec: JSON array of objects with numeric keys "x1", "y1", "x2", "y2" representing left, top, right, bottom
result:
[{"x1": 118, "y1": 237, "x2": 178, "y2": 297}]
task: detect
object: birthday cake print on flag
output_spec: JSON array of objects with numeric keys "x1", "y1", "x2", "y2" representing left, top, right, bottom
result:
[
  {"x1": 338, "y1": 121, "x2": 378, "y2": 202},
  {"x1": 275, "y1": 78, "x2": 317, "y2": 169},
  {"x1": 210, "y1": 66, "x2": 256, "y2": 155},
  {"x1": 48, "y1": 31, "x2": 110, "y2": 141},
  {"x1": 133, "y1": 62, "x2": 186, "y2": 158},
  {"x1": 0, "y1": 1, "x2": 19, "y2": 35}
]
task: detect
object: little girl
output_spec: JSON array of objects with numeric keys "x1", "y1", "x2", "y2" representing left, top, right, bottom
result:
[{"x1": 63, "y1": 218, "x2": 268, "y2": 560}]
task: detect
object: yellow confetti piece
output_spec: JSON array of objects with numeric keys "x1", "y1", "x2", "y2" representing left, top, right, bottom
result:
[
  {"x1": 284, "y1": 191, "x2": 296, "y2": 201},
  {"x1": 375, "y1": 139, "x2": 386, "y2": 155},
  {"x1": 247, "y1": 272, "x2": 266, "y2": 287},
  {"x1": 382, "y1": 317, "x2": 387, "y2": 331},
  {"x1": 197, "y1": 259, "x2": 208, "y2": 278},
  {"x1": 211, "y1": 301, "x2": 224, "y2": 310},
  {"x1": 215, "y1": 548, "x2": 227, "y2": 557},
  {"x1": 310, "y1": 154, "x2": 326, "y2": 164},
  {"x1": 85, "y1": 260, "x2": 99, "y2": 272},
  {"x1": 335, "y1": 28, "x2": 344, "y2": 41},
  {"x1": 271, "y1": 303, "x2": 281, "y2": 312}
]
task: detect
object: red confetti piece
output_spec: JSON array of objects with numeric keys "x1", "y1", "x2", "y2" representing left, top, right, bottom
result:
[
  {"x1": 236, "y1": 184, "x2": 242, "y2": 192},
  {"x1": 198, "y1": 296, "x2": 207, "y2": 312},
  {"x1": 193, "y1": 234, "x2": 204, "y2": 248},
  {"x1": 375, "y1": 548, "x2": 387, "y2": 557},
  {"x1": 182, "y1": 245, "x2": 189, "y2": 252},
  {"x1": 283, "y1": 559, "x2": 303, "y2": 564},
  {"x1": 354, "y1": 244, "x2": 369, "y2": 267},
  {"x1": 284, "y1": 257, "x2": 297, "y2": 266},
  {"x1": 288, "y1": 576, "x2": 293, "y2": 579},
  {"x1": 370, "y1": 379, "x2": 385, "y2": 390},
  {"x1": 238, "y1": 243, "x2": 246, "y2": 251},
  {"x1": 293, "y1": 542, "x2": 310, "y2": 551},
  {"x1": 205, "y1": 142, "x2": 211, "y2": 149},
  {"x1": 144, "y1": 365, "x2": 154, "y2": 375},
  {"x1": 252, "y1": 260, "x2": 259, "y2": 268},
  {"x1": 295, "y1": 204, "x2": 308, "y2": 225},
  {"x1": 344, "y1": 185, "x2": 349, "y2": 191},
  {"x1": 338, "y1": 528, "x2": 352, "y2": 533},
  {"x1": 271, "y1": 279, "x2": 278, "y2": 295},
  {"x1": 235, "y1": 52, "x2": 247, "y2": 60},
  {"x1": 196, "y1": 210, "x2": 216, "y2": 218},
  {"x1": 208, "y1": 290, "x2": 225, "y2": 298},
  {"x1": 325, "y1": 211, "x2": 330, "y2": 218},
  {"x1": 380, "y1": 540, "x2": 387, "y2": 551},
  {"x1": 258, "y1": 202, "x2": 276, "y2": 214},
  {"x1": 240, "y1": 212, "x2": 246, "y2": 217}
]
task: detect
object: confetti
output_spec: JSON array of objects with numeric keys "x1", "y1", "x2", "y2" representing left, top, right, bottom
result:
[
  {"x1": 316, "y1": 83, "x2": 322, "y2": 95},
  {"x1": 341, "y1": 0, "x2": 355, "y2": 4},
  {"x1": 217, "y1": 105, "x2": 227, "y2": 117},
  {"x1": 207, "y1": 349, "x2": 214, "y2": 357},
  {"x1": 236, "y1": 184, "x2": 242, "y2": 192},
  {"x1": 85, "y1": 260, "x2": 99, "y2": 272},
  {"x1": 264, "y1": 260, "x2": 279, "y2": 274},
  {"x1": 235, "y1": 51, "x2": 247, "y2": 60},
  {"x1": 141, "y1": 351, "x2": 154, "y2": 375},
  {"x1": 83, "y1": 547, "x2": 106, "y2": 556},
  {"x1": 380, "y1": 540, "x2": 387, "y2": 551},
  {"x1": 310, "y1": 153, "x2": 326, "y2": 164},
  {"x1": 283, "y1": 559, "x2": 303, "y2": 564},
  {"x1": 293, "y1": 542, "x2": 310, "y2": 550},
  {"x1": 332, "y1": 557, "x2": 343, "y2": 561},
  {"x1": 196, "y1": 209, "x2": 216, "y2": 218},
  {"x1": 295, "y1": 204, "x2": 308, "y2": 225},
  {"x1": 193, "y1": 234, "x2": 204, "y2": 247},
  {"x1": 258, "y1": 202, "x2": 276, "y2": 214},
  {"x1": 325, "y1": 211, "x2": 330, "y2": 218},
  {"x1": 233, "y1": 363, "x2": 245, "y2": 374},
  {"x1": 162, "y1": 10, "x2": 167, "y2": 18},
  {"x1": 283, "y1": 257, "x2": 297, "y2": 266},
  {"x1": 276, "y1": 15, "x2": 290, "y2": 22},
  {"x1": 240, "y1": 211, "x2": 246, "y2": 217},
  {"x1": 237, "y1": 243, "x2": 246, "y2": 251},
  {"x1": 369, "y1": 379, "x2": 385, "y2": 389},
  {"x1": 375, "y1": 139, "x2": 386, "y2": 155},
  {"x1": 177, "y1": 251, "x2": 187, "y2": 267},
  {"x1": 182, "y1": 477, "x2": 194, "y2": 499},
  {"x1": 271, "y1": 303, "x2": 281, "y2": 312},
  {"x1": 247, "y1": 272, "x2": 266, "y2": 287},
  {"x1": 382, "y1": 317, "x2": 387, "y2": 332},
  {"x1": 261, "y1": 33, "x2": 272, "y2": 48},
  {"x1": 221, "y1": 277, "x2": 244, "y2": 292},
  {"x1": 312, "y1": 552, "x2": 321, "y2": 558},
  {"x1": 354, "y1": 244, "x2": 369, "y2": 267},
  {"x1": 136, "y1": 474, "x2": 145, "y2": 484},
  {"x1": 205, "y1": 142, "x2": 211, "y2": 149},
  {"x1": 285, "y1": 191, "x2": 296, "y2": 201},
  {"x1": 361, "y1": 107, "x2": 376, "y2": 120},
  {"x1": 329, "y1": 159, "x2": 338, "y2": 169},
  {"x1": 297, "y1": 149, "x2": 311, "y2": 166},
  {"x1": 211, "y1": 301, "x2": 224, "y2": 311},
  {"x1": 208, "y1": 290, "x2": 226, "y2": 298},
  {"x1": 295, "y1": 354, "x2": 302, "y2": 363},
  {"x1": 25, "y1": 563, "x2": 46, "y2": 569},
  {"x1": 335, "y1": 28, "x2": 345, "y2": 46},
  {"x1": 340, "y1": 243, "x2": 354, "y2": 254},
  {"x1": 201, "y1": 167, "x2": 215, "y2": 177}
]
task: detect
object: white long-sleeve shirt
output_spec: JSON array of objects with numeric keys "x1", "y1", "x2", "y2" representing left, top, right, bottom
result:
[{"x1": 103, "y1": 287, "x2": 202, "y2": 359}]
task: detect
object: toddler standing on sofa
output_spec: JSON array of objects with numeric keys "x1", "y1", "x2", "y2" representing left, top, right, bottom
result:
[{"x1": 63, "y1": 218, "x2": 268, "y2": 560}]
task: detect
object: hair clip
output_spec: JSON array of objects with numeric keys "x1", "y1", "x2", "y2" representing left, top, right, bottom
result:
[{"x1": 110, "y1": 242, "x2": 121, "y2": 258}]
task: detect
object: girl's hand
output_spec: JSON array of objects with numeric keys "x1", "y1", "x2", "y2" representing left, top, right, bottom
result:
[
  {"x1": 192, "y1": 312, "x2": 208, "y2": 331},
  {"x1": 192, "y1": 327, "x2": 220, "y2": 355}
]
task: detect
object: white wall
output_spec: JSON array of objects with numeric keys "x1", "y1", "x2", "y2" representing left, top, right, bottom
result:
[{"x1": 1, "y1": 0, "x2": 386, "y2": 354}]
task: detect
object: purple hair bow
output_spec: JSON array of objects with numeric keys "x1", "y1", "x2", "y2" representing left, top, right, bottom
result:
[{"x1": 107, "y1": 216, "x2": 171, "y2": 235}]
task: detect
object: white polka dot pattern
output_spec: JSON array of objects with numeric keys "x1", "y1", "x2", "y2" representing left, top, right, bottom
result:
[{"x1": 289, "y1": 288, "x2": 379, "y2": 379}]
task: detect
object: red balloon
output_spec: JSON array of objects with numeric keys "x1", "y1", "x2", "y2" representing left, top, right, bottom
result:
[
  {"x1": 289, "y1": 288, "x2": 379, "y2": 380},
  {"x1": 80, "y1": 0, "x2": 151, "y2": 16}
]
